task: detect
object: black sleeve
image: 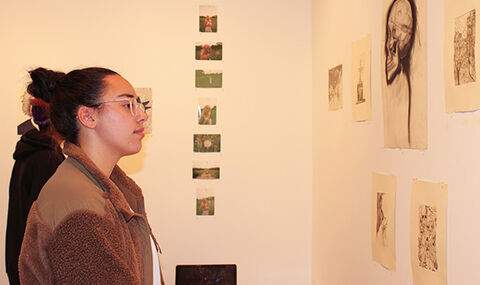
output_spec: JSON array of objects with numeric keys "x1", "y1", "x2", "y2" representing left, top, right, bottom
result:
[
  {"x1": 6, "y1": 150, "x2": 64, "y2": 283},
  {"x1": 26, "y1": 150, "x2": 64, "y2": 205}
]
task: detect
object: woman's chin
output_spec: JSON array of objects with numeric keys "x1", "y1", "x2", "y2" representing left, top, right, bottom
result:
[{"x1": 123, "y1": 142, "x2": 142, "y2": 157}]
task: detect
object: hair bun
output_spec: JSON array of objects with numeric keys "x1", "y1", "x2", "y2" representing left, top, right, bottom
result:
[{"x1": 27, "y1": 67, "x2": 66, "y2": 103}]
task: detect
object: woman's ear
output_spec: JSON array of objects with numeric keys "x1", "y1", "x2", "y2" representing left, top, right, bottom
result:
[{"x1": 77, "y1": 106, "x2": 98, "y2": 129}]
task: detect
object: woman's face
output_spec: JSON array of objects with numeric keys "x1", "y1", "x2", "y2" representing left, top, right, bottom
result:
[{"x1": 95, "y1": 75, "x2": 147, "y2": 157}]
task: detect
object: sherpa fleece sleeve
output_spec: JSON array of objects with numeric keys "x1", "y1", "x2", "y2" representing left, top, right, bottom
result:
[
  {"x1": 20, "y1": 207, "x2": 141, "y2": 285},
  {"x1": 19, "y1": 204, "x2": 55, "y2": 285}
]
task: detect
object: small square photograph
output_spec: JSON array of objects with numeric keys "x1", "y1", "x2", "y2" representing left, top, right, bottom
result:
[
  {"x1": 199, "y1": 5, "x2": 218, "y2": 33},
  {"x1": 135, "y1": 88, "x2": 153, "y2": 134},
  {"x1": 196, "y1": 187, "x2": 215, "y2": 216},
  {"x1": 195, "y1": 42, "x2": 222, "y2": 60},
  {"x1": 193, "y1": 134, "x2": 221, "y2": 152},
  {"x1": 197, "y1": 98, "x2": 217, "y2": 125},
  {"x1": 195, "y1": 70, "x2": 222, "y2": 88},
  {"x1": 193, "y1": 161, "x2": 220, "y2": 179}
]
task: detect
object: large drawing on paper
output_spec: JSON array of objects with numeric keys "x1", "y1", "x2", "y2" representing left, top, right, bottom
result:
[
  {"x1": 454, "y1": 10, "x2": 476, "y2": 85},
  {"x1": 382, "y1": 0, "x2": 427, "y2": 149},
  {"x1": 418, "y1": 205, "x2": 438, "y2": 272}
]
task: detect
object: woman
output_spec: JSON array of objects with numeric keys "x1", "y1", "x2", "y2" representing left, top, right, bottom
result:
[
  {"x1": 6, "y1": 68, "x2": 65, "y2": 285},
  {"x1": 19, "y1": 67, "x2": 163, "y2": 284}
]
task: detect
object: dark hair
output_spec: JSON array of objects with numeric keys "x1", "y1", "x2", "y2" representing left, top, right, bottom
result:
[
  {"x1": 52, "y1": 67, "x2": 119, "y2": 144},
  {"x1": 29, "y1": 67, "x2": 118, "y2": 143},
  {"x1": 28, "y1": 68, "x2": 65, "y2": 103},
  {"x1": 27, "y1": 68, "x2": 65, "y2": 131}
]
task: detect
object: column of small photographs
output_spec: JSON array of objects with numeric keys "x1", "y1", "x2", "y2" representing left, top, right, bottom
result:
[{"x1": 194, "y1": 3, "x2": 222, "y2": 217}]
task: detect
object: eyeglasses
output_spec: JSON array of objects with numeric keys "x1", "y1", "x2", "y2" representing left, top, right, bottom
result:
[{"x1": 94, "y1": 97, "x2": 147, "y2": 116}]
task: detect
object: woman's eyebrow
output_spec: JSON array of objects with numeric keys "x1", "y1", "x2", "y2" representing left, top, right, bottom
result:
[{"x1": 115, "y1": 93, "x2": 135, "y2": 99}]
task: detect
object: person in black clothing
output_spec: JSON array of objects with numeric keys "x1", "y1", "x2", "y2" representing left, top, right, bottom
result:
[{"x1": 5, "y1": 68, "x2": 65, "y2": 285}]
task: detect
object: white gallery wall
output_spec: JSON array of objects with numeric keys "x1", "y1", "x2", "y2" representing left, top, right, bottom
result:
[
  {"x1": 0, "y1": 0, "x2": 312, "y2": 284},
  {"x1": 313, "y1": 0, "x2": 480, "y2": 284}
]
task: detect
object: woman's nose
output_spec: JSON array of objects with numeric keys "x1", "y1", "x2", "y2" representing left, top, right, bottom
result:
[{"x1": 136, "y1": 109, "x2": 148, "y2": 123}]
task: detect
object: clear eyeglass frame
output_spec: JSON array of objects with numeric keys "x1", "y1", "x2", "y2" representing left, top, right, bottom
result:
[{"x1": 95, "y1": 97, "x2": 146, "y2": 116}]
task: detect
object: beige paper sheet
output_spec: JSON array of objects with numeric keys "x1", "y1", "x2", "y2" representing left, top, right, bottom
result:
[
  {"x1": 444, "y1": 2, "x2": 480, "y2": 113},
  {"x1": 381, "y1": 0, "x2": 428, "y2": 149},
  {"x1": 372, "y1": 172, "x2": 396, "y2": 271},
  {"x1": 352, "y1": 35, "x2": 372, "y2": 122},
  {"x1": 410, "y1": 179, "x2": 448, "y2": 285}
]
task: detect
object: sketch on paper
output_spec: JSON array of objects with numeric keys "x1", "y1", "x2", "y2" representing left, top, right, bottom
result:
[
  {"x1": 418, "y1": 205, "x2": 438, "y2": 272},
  {"x1": 454, "y1": 10, "x2": 476, "y2": 86},
  {"x1": 352, "y1": 35, "x2": 372, "y2": 121},
  {"x1": 193, "y1": 134, "x2": 221, "y2": 152},
  {"x1": 382, "y1": 0, "x2": 427, "y2": 149},
  {"x1": 328, "y1": 64, "x2": 343, "y2": 110},
  {"x1": 372, "y1": 173, "x2": 396, "y2": 270},
  {"x1": 195, "y1": 70, "x2": 222, "y2": 88},
  {"x1": 376, "y1": 193, "x2": 388, "y2": 247},
  {"x1": 411, "y1": 180, "x2": 447, "y2": 285},
  {"x1": 199, "y1": 5, "x2": 218, "y2": 33},
  {"x1": 135, "y1": 88, "x2": 153, "y2": 134},
  {"x1": 197, "y1": 98, "x2": 217, "y2": 125},
  {"x1": 356, "y1": 58, "x2": 366, "y2": 104},
  {"x1": 195, "y1": 42, "x2": 223, "y2": 60},
  {"x1": 445, "y1": 3, "x2": 480, "y2": 113},
  {"x1": 196, "y1": 188, "x2": 215, "y2": 216}
]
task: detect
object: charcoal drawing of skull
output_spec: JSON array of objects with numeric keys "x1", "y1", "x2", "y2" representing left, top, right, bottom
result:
[{"x1": 385, "y1": 0, "x2": 416, "y2": 84}]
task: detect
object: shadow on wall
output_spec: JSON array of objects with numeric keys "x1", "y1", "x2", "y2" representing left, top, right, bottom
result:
[{"x1": 118, "y1": 136, "x2": 149, "y2": 175}]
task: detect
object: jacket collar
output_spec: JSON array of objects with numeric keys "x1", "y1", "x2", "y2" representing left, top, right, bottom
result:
[{"x1": 63, "y1": 142, "x2": 145, "y2": 222}]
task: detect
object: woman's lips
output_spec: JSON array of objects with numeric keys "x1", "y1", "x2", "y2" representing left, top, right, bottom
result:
[{"x1": 134, "y1": 127, "x2": 145, "y2": 137}]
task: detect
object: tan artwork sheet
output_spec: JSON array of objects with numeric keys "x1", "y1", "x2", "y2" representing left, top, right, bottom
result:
[
  {"x1": 381, "y1": 0, "x2": 427, "y2": 149},
  {"x1": 410, "y1": 179, "x2": 448, "y2": 285},
  {"x1": 445, "y1": 1, "x2": 479, "y2": 112},
  {"x1": 352, "y1": 35, "x2": 372, "y2": 121},
  {"x1": 371, "y1": 172, "x2": 396, "y2": 271}
]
